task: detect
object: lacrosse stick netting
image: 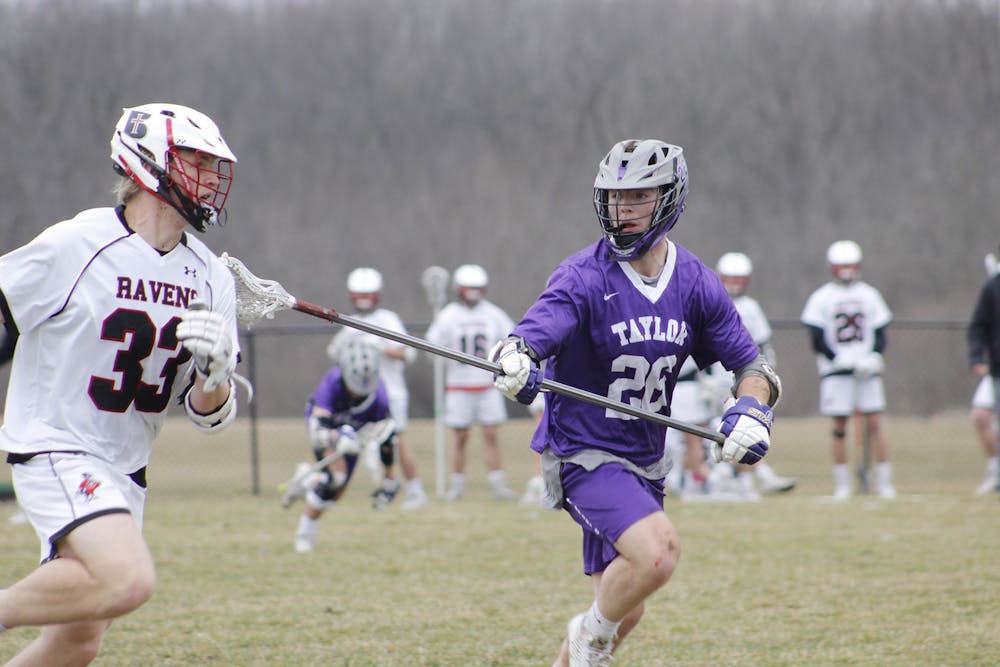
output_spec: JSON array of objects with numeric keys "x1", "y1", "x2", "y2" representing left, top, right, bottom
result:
[
  {"x1": 220, "y1": 253, "x2": 724, "y2": 442},
  {"x1": 222, "y1": 253, "x2": 297, "y2": 327}
]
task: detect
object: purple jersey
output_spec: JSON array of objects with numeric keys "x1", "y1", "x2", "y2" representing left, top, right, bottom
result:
[
  {"x1": 515, "y1": 239, "x2": 758, "y2": 467},
  {"x1": 306, "y1": 367, "x2": 390, "y2": 428}
]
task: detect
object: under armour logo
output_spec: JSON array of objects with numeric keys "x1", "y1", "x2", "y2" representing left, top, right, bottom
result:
[
  {"x1": 603, "y1": 292, "x2": 619, "y2": 301},
  {"x1": 184, "y1": 266, "x2": 198, "y2": 278}
]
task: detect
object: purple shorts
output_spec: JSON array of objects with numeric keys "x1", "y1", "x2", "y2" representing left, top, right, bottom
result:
[{"x1": 561, "y1": 462, "x2": 665, "y2": 575}]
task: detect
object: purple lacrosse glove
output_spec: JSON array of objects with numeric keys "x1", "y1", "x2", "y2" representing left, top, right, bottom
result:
[{"x1": 715, "y1": 396, "x2": 773, "y2": 465}]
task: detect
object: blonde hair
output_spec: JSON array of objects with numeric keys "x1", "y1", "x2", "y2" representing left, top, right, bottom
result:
[{"x1": 113, "y1": 175, "x2": 143, "y2": 205}]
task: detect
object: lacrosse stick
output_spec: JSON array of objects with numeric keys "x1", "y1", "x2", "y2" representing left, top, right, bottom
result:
[
  {"x1": 278, "y1": 418, "x2": 396, "y2": 507},
  {"x1": 854, "y1": 408, "x2": 871, "y2": 494},
  {"x1": 222, "y1": 254, "x2": 725, "y2": 444},
  {"x1": 421, "y1": 265, "x2": 451, "y2": 497}
]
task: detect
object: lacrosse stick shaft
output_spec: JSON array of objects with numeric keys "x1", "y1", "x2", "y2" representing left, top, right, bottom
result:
[
  {"x1": 223, "y1": 255, "x2": 724, "y2": 444},
  {"x1": 291, "y1": 300, "x2": 724, "y2": 443}
]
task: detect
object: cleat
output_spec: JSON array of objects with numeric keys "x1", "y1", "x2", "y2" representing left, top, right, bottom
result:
[
  {"x1": 491, "y1": 484, "x2": 518, "y2": 500},
  {"x1": 758, "y1": 474, "x2": 797, "y2": 495},
  {"x1": 401, "y1": 490, "x2": 428, "y2": 511},
  {"x1": 832, "y1": 486, "x2": 852, "y2": 502},
  {"x1": 877, "y1": 484, "x2": 897, "y2": 500},
  {"x1": 443, "y1": 487, "x2": 463, "y2": 502},
  {"x1": 566, "y1": 613, "x2": 614, "y2": 667},
  {"x1": 371, "y1": 479, "x2": 400, "y2": 510}
]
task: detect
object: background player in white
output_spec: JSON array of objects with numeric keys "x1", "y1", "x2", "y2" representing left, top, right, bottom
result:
[
  {"x1": 425, "y1": 264, "x2": 518, "y2": 500},
  {"x1": 325, "y1": 267, "x2": 428, "y2": 510},
  {"x1": 663, "y1": 356, "x2": 716, "y2": 499},
  {"x1": 491, "y1": 139, "x2": 779, "y2": 666},
  {"x1": 0, "y1": 103, "x2": 243, "y2": 665},
  {"x1": 708, "y1": 252, "x2": 797, "y2": 497},
  {"x1": 969, "y1": 244, "x2": 1000, "y2": 497},
  {"x1": 802, "y1": 240, "x2": 894, "y2": 500}
]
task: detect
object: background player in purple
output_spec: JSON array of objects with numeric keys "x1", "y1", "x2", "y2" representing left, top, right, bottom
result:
[
  {"x1": 291, "y1": 339, "x2": 396, "y2": 552},
  {"x1": 489, "y1": 139, "x2": 781, "y2": 667},
  {"x1": 0, "y1": 103, "x2": 243, "y2": 665}
]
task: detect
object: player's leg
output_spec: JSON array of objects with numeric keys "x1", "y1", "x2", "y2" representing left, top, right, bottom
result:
[
  {"x1": 859, "y1": 378, "x2": 894, "y2": 499},
  {"x1": 443, "y1": 389, "x2": 473, "y2": 500},
  {"x1": 556, "y1": 464, "x2": 677, "y2": 665},
  {"x1": 821, "y1": 376, "x2": 853, "y2": 500},
  {"x1": 0, "y1": 513, "x2": 154, "y2": 629},
  {"x1": 971, "y1": 376, "x2": 998, "y2": 494},
  {"x1": 389, "y1": 390, "x2": 428, "y2": 509},
  {"x1": 479, "y1": 390, "x2": 516, "y2": 499},
  {"x1": 4, "y1": 618, "x2": 110, "y2": 667},
  {"x1": 1, "y1": 455, "x2": 155, "y2": 644},
  {"x1": 296, "y1": 456, "x2": 352, "y2": 552}
]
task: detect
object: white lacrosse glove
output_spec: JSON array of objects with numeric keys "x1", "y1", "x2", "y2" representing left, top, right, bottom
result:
[
  {"x1": 176, "y1": 304, "x2": 236, "y2": 392},
  {"x1": 854, "y1": 352, "x2": 884, "y2": 379},
  {"x1": 489, "y1": 339, "x2": 543, "y2": 405},
  {"x1": 712, "y1": 396, "x2": 773, "y2": 465},
  {"x1": 830, "y1": 353, "x2": 855, "y2": 373},
  {"x1": 334, "y1": 425, "x2": 360, "y2": 456}
]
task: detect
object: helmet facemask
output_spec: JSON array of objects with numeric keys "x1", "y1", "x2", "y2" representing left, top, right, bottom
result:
[
  {"x1": 160, "y1": 147, "x2": 234, "y2": 232},
  {"x1": 592, "y1": 140, "x2": 688, "y2": 261}
]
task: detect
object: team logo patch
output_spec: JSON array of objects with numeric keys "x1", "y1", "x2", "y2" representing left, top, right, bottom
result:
[
  {"x1": 78, "y1": 473, "x2": 102, "y2": 501},
  {"x1": 125, "y1": 110, "x2": 150, "y2": 138}
]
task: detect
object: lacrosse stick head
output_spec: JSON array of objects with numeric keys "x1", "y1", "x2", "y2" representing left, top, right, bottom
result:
[
  {"x1": 420, "y1": 266, "x2": 450, "y2": 311},
  {"x1": 220, "y1": 253, "x2": 296, "y2": 327}
]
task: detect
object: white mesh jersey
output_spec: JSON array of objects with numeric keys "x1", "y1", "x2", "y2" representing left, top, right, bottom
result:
[
  {"x1": 325, "y1": 308, "x2": 416, "y2": 397},
  {"x1": 800, "y1": 280, "x2": 891, "y2": 376},
  {"x1": 425, "y1": 299, "x2": 515, "y2": 389},
  {"x1": 0, "y1": 207, "x2": 239, "y2": 474}
]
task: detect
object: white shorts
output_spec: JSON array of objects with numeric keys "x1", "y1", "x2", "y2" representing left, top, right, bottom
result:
[
  {"x1": 971, "y1": 376, "x2": 995, "y2": 410},
  {"x1": 444, "y1": 388, "x2": 507, "y2": 428},
  {"x1": 387, "y1": 389, "x2": 409, "y2": 431},
  {"x1": 819, "y1": 374, "x2": 886, "y2": 417},
  {"x1": 11, "y1": 452, "x2": 146, "y2": 563}
]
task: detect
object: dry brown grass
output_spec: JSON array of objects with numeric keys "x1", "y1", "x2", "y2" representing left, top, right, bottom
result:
[{"x1": 1, "y1": 414, "x2": 997, "y2": 666}]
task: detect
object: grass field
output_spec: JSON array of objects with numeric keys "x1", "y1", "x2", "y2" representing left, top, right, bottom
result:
[{"x1": 1, "y1": 414, "x2": 998, "y2": 666}]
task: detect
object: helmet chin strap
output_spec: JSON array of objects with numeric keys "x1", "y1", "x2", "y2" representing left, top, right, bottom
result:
[{"x1": 157, "y1": 177, "x2": 213, "y2": 232}]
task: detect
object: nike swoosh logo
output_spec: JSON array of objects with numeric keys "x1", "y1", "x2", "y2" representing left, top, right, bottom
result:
[{"x1": 603, "y1": 292, "x2": 619, "y2": 301}]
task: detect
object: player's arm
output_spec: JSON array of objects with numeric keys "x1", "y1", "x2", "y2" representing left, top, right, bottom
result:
[
  {"x1": 714, "y1": 354, "x2": 780, "y2": 466},
  {"x1": 806, "y1": 324, "x2": 836, "y2": 360},
  {"x1": 177, "y1": 304, "x2": 238, "y2": 432}
]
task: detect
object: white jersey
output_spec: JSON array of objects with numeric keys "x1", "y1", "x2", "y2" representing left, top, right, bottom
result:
[
  {"x1": 425, "y1": 299, "x2": 514, "y2": 389},
  {"x1": 0, "y1": 207, "x2": 239, "y2": 474},
  {"x1": 326, "y1": 308, "x2": 415, "y2": 398},
  {"x1": 801, "y1": 280, "x2": 891, "y2": 376},
  {"x1": 732, "y1": 294, "x2": 772, "y2": 350}
]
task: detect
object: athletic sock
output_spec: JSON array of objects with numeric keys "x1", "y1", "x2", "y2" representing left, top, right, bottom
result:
[
  {"x1": 832, "y1": 463, "x2": 851, "y2": 490},
  {"x1": 987, "y1": 456, "x2": 999, "y2": 476},
  {"x1": 754, "y1": 461, "x2": 777, "y2": 480},
  {"x1": 487, "y1": 469, "x2": 507, "y2": 488},
  {"x1": 583, "y1": 600, "x2": 621, "y2": 640}
]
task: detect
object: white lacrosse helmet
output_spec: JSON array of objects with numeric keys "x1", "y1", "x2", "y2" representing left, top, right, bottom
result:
[
  {"x1": 347, "y1": 267, "x2": 383, "y2": 312},
  {"x1": 593, "y1": 139, "x2": 688, "y2": 261},
  {"x1": 453, "y1": 264, "x2": 489, "y2": 288},
  {"x1": 110, "y1": 103, "x2": 236, "y2": 232},
  {"x1": 454, "y1": 264, "x2": 488, "y2": 305},
  {"x1": 827, "y1": 240, "x2": 862, "y2": 283},
  {"x1": 339, "y1": 338, "x2": 381, "y2": 396},
  {"x1": 716, "y1": 252, "x2": 753, "y2": 296},
  {"x1": 716, "y1": 252, "x2": 753, "y2": 277}
]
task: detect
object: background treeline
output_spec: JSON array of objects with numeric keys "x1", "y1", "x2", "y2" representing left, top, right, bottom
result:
[{"x1": 0, "y1": 0, "x2": 996, "y2": 417}]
